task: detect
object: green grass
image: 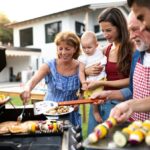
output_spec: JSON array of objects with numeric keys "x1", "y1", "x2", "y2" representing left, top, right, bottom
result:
[
  {"x1": 10, "y1": 96, "x2": 23, "y2": 106},
  {"x1": 10, "y1": 96, "x2": 90, "y2": 139},
  {"x1": 80, "y1": 104, "x2": 90, "y2": 139}
]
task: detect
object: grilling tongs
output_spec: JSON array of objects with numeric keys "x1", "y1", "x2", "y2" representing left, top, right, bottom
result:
[
  {"x1": 58, "y1": 98, "x2": 105, "y2": 106},
  {"x1": 34, "y1": 98, "x2": 105, "y2": 115}
]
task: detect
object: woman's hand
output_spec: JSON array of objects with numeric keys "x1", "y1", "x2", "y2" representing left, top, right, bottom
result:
[
  {"x1": 87, "y1": 80, "x2": 104, "y2": 90},
  {"x1": 85, "y1": 63, "x2": 103, "y2": 76},
  {"x1": 89, "y1": 91, "x2": 112, "y2": 105},
  {"x1": 20, "y1": 90, "x2": 31, "y2": 104},
  {"x1": 90, "y1": 90, "x2": 112, "y2": 99},
  {"x1": 109, "y1": 100, "x2": 133, "y2": 123}
]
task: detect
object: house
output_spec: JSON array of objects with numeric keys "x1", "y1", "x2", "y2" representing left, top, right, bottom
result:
[{"x1": 0, "y1": 1, "x2": 129, "y2": 82}]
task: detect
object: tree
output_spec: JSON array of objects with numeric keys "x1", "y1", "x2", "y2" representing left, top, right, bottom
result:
[{"x1": 0, "y1": 12, "x2": 13, "y2": 45}]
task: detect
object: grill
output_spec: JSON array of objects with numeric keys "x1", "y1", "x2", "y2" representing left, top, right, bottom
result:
[{"x1": 0, "y1": 106, "x2": 83, "y2": 150}]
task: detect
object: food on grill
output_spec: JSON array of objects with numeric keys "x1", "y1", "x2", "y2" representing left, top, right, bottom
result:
[
  {"x1": 88, "y1": 117, "x2": 117, "y2": 144},
  {"x1": 0, "y1": 121, "x2": 18, "y2": 134},
  {"x1": 46, "y1": 106, "x2": 70, "y2": 115},
  {"x1": 0, "y1": 120, "x2": 64, "y2": 135},
  {"x1": 38, "y1": 120, "x2": 63, "y2": 133},
  {"x1": 113, "y1": 120, "x2": 150, "y2": 147},
  {"x1": 0, "y1": 121, "x2": 38, "y2": 134},
  {"x1": 9, "y1": 121, "x2": 38, "y2": 134}
]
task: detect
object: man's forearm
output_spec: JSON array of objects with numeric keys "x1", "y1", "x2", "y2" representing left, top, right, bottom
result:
[{"x1": 130, "y1": 97, "x2": 150, "y2": 112}]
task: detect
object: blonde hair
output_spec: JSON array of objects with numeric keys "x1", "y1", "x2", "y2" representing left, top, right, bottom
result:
[
  {"x1": 54, "y1": 31, "x2": 81, "y2": 59},
  {"x1": 81, "y1": 31, "x2": 97, "y2": 44}
]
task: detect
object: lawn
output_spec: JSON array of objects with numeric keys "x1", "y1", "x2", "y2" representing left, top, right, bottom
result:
[{"x1": 9, "y1": 96, "x2": 90, "y2": 139}]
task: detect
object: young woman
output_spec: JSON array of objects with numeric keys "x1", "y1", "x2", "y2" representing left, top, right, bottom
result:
[
  {"x1": 20, "y1": 31, "x2": 81, "y2": 126},
  {"x1": 86, "y1": 7, "x2": 133, "y2": 133}
]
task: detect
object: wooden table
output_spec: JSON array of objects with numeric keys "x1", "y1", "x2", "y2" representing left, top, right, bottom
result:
[{"x1": 0, "y1": 86, "x2": 45, "y2": 101}]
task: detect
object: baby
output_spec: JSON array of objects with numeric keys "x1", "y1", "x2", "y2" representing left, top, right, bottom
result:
[{"x1": 78, "y1": 31, "x2": 107, "y2": 123}]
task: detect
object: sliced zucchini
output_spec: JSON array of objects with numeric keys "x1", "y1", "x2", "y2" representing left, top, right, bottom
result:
[{"x1": 113, "y1": 131, "x2": 128, "y2": 147}]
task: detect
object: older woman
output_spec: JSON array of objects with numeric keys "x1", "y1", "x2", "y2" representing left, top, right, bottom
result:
[{"x1": 20, "y1": 31, "x2": 81, "y2": 126}]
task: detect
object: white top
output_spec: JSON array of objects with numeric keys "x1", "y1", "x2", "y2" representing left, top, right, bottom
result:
[
  {"x1": 143, "y1": 52, "x2": 150, "y2": 67},
  {"x1": 78, "y1": 48, "x2": 107, "y2": 81}
]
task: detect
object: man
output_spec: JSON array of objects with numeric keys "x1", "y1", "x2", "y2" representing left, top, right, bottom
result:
[
  {"x1": 91, "y1": 12, "x2": 150, "y2": 123},
  {"x1": 127, "y1": 0, "x2": 150, "y2": 32}
]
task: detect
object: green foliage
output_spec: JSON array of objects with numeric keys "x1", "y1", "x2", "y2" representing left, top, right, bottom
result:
[{"x1": 0, "y1": 12, "x2": 13, "y2": 44}]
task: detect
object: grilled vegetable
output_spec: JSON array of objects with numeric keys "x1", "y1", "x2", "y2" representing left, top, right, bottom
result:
[
  {"x1": 88, "y1": 132, "x2": 98, "y2": 143},
  {"x1": 88, "y1": 117, "x2": 117, "y2": 143},
  {"x1": 145, "y1": 131, "x2": 150, "y2": 146},
  {"x1": 113, "y1": 131, "x2": 128, "y2": 147},
  {"x1": 94, "y1": 124, "x2": 108, "y2": 139},
  {"x1": 129, "y1": 129, "x2": 145, "y2": 144}
]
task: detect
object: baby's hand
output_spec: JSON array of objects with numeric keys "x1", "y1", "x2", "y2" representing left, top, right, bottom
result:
[
  {"x1": 87, "y1": 81, "x2": 100, "y2": 90},
  {"x1": 82, "y1": 82, "x2": 88, "y2": 90}
]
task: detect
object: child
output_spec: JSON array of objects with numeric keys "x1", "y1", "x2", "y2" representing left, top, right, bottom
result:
[{"x1": 78, "y1": 31, "x2": 107, "y2": 123}]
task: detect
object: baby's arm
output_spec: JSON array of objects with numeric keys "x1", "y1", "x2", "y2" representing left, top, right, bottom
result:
[{"x1": 79, "y1": 62, "x2": 88, "y2": 90}]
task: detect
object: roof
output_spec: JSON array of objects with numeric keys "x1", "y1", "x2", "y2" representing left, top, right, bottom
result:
[
  {"x1": 7, "y1": 1, "x2": 127, "y2": 28},
  {"x1": 5, "y1": 46, "x2": 41, "y2": 57}
]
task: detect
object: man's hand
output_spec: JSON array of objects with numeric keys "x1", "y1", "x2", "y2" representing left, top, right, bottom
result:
[{"x1": 109, "y1": 100, "x2": 133, "y2": 123}]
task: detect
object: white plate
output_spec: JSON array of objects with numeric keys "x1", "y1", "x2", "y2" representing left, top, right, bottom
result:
[
  {"x1": 34, "y1": 101, "x2": 58, "y2": 115},
  {"x1": 44, "y1": 106, "x2": 74, "y2": 116}
]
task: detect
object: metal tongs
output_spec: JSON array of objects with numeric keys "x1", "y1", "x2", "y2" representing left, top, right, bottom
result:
[{"x1": 17, "y1": 104, "x2": 26, "y2": 122}]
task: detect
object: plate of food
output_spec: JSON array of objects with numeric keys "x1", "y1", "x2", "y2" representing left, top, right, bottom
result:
[{"x1": 44, "y1": 106, "x2": 74, "y2": 116}]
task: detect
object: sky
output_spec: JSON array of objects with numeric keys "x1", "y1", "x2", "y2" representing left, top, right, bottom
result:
[{"x1": 0, "y1": 0, "x2": 126, "y2": 22}]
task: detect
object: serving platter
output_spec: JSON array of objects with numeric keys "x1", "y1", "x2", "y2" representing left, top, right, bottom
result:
[{"x1": 83, "y1": 123, "x2": 150, "y2": 150}]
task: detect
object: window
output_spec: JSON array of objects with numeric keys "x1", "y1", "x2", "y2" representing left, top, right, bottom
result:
[
  {"x1": 45, "y1": 21, "x2": 62, "y2": 43},
  {"x1": 20, "y1": 28, "x2": 33, "y2": 47},
  {"x1": 94, "y1": 25, "x2": 105, "y2": 41},
  {"x1": 75, "y1": 21, "x2": 85, "y2": 37}
]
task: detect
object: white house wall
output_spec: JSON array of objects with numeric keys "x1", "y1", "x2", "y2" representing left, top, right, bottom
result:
[{"x1": 6, "y1": 5, "x2": 128, "y2": 83}]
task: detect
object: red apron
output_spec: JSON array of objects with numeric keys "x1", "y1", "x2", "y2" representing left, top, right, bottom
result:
[{"x1": 131, "y1": 61, "x2": 150, "y2": 121}]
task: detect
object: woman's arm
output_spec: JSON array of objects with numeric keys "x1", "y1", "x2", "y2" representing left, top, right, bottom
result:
[
  {"x1": 88, "y1": 78, "x2": 129, "y2": 90},
  {"x1": 20, "y1": 64, "x2": 50, "y2": 103}
]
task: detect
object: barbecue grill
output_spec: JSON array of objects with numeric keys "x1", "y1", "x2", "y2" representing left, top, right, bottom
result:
[{"x1": 0, "y1": 106, "x2": 83, "y2": 150}]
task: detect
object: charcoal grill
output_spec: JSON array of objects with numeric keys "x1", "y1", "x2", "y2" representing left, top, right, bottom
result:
[{"x1": 0, "y1": 106, "x2": 84, "y2": 150}]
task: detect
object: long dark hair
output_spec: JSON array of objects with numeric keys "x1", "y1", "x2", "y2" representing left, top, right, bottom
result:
[{"x1": 98, "y1": 7, "x2": 133, "y2": 76}]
